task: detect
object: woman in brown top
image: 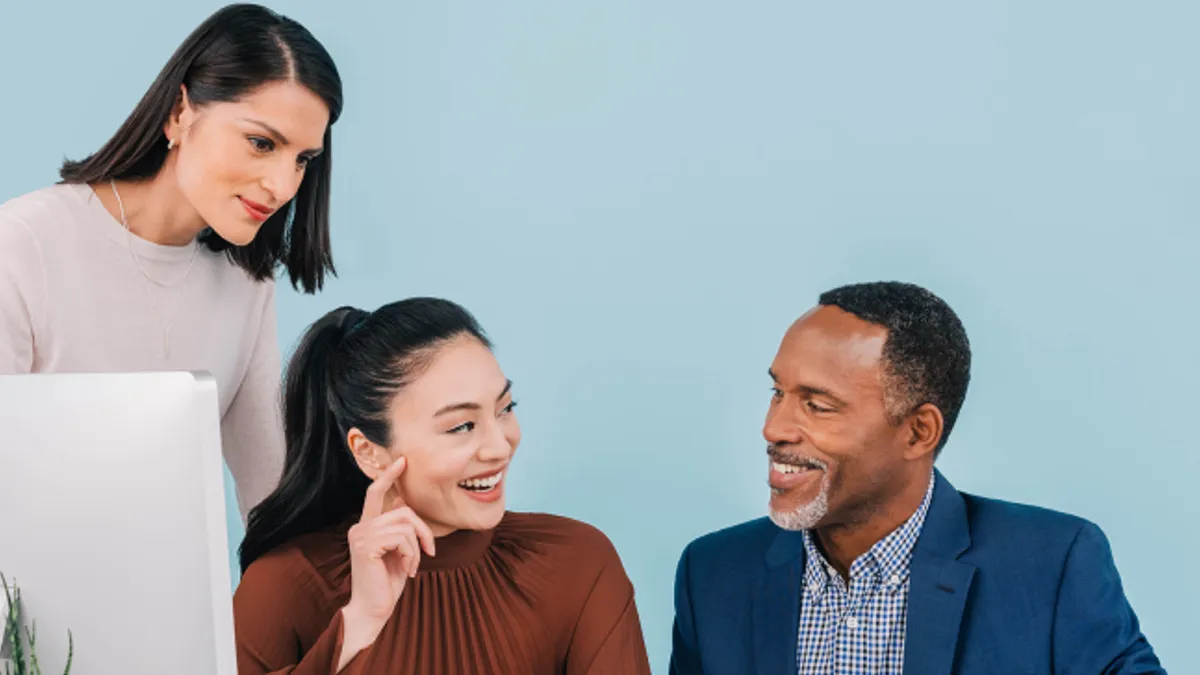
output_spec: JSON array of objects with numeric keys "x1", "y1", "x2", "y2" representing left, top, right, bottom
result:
[{"x1": 232, "y1": 297, "x2": 651, "y2": 674}]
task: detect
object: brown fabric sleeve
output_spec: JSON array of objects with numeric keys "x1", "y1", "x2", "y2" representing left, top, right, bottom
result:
[
  {"x1": 563, "y1": 544, "x2": 652, "y2": 675},
  {"x1": 233, "y1": 550, "x2": 350, "y2": 675},
  {"x1": 570, "y1": 593, "x2": 653, "y2": 675},
  {"x1": 236, "y1": 610, "x2": 345, "y2": 675}
]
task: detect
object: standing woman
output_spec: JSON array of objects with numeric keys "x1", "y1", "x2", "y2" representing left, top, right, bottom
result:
[{"x1": 0, "y1": 3, "x2": 342, "y2": 516}]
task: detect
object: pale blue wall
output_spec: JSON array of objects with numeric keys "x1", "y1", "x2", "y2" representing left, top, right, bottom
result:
[{"x1": 3, "y1": 2, "x2": 1196, "y2": 671}]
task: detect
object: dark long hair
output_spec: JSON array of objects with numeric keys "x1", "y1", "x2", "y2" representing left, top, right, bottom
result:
[
  {"x1": 59, "y1": 4, "x2": 342, "y2": 294},
  {"x1": 239, "y1": 298, "x2": 492, "y2": 572}
]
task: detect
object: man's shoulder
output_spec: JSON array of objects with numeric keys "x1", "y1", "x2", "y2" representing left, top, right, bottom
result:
[
  {"x1": 953, "y1": 487, "x2": 1105, "y2": 569},
  {"x1": 961, "y1": 490, "x2": 1095, "y2": 541}
]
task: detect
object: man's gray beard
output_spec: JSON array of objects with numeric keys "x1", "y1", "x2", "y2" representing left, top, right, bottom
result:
[{"x1": 768, "y1": 473, "x2": 830, "y2": 531}]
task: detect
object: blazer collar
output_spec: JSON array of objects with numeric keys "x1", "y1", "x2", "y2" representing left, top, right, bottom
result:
[
  {"x1": 752, "y1": 470, "x2": 978, "y2": 675},
  {"x1": 902, "y1": 470, "x2": 977, "y2": 675}
]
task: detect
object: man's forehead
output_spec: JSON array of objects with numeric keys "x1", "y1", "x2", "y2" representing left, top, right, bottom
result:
[{"x1": 774, "y1": 306, "x2": 888, "y2": 379}]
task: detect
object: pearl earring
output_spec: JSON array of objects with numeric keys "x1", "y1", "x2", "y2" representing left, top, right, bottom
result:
[{"x1": 167, "y1": 138, "x2": 176, "y2": 151}]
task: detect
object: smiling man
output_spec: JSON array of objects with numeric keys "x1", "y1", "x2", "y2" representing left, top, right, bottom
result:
[{"x1": 669, "y1": 281, "x2": 1163, "y2": 675}]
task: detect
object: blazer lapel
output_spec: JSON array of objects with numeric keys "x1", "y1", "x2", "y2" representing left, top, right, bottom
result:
[
  {"x1": 752, "y1": 529, "x2": 805, "y2": 675},
  {"x1": 903, "y1": 471, "x2": 977, "y2": 675}
]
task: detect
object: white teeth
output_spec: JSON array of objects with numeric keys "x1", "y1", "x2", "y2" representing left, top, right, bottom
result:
[
  {"x1": 458, "y1": 471, "x2": 503, "y2": 490},
  {"x1": 771, "y1": 461, "x2": 809, "y2": 475}
]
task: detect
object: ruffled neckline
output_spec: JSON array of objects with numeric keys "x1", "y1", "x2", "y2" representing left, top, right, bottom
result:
[{"x1": 300, "y1": 518, "x2": 499, "y2": 593}]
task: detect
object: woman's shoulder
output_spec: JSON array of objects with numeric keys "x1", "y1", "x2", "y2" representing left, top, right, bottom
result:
[
  {"x1": 494, "y1": 513, "x2": 637, "y2": 629},
  {"x1": 0, "y1": 185, "x2": 91, "y2": 277},
  {"x1": 0, "y1": 183, "x2": 88, "y2": 229},
  {"x1": 236, "y1": 525, "x2": 352, "y2": 609},
  {"x1": 497, "y1": 511, "x2": 625, "y2": 568},
  {"x1": 208, "y1": 259, "x2": 277, "y2": 304},
  {"x1": 0, "y1": 184, "x2": 81, "y2": 245},
  {"x1": 234, "y1": 526, "x2": 353, "y2": 647}
]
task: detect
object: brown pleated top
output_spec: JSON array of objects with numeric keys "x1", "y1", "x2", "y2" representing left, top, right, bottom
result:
[{"x1": 233, "y1": 512, "x2": 652, "y2": 674}]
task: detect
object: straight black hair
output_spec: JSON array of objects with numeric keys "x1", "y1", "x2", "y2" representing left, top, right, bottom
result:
[
  {"x1": 239, "y1": 298, "x2": 492, "y2": 572},
  {"x1": 59, "y1": 3, "x2": 342, "y2": 293}
]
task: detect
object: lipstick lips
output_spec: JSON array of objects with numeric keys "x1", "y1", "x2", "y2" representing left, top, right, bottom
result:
[
  {"x1": 239, "y1": 197, "x2": 274, "y2": 222},
  {"x1": 464, "y1": 465, "x2": 507, "y2": 481},
  {"x1": 457, "y1": 465, "x2": 507, "y2": 503}
]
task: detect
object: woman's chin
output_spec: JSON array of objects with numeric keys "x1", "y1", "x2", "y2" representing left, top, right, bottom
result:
[
  {"x1": 208, "y1": 221, "x2": 260, "y2": 247},
  {"x1": 450, "y1": 500, "x2": 506, "y2": 532}
]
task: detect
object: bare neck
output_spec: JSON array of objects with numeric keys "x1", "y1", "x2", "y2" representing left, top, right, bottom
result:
[
  {"x1": 814, "y1": 468, "x2": 932, "y2": 581},
  {"x1": 94, "y1": 164, "x2": 206, "y2": 247}
]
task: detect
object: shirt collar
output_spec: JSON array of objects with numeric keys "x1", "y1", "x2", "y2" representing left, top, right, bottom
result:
[{"x1": 802, "y1": 471, "x2": 936, "y2": 596}]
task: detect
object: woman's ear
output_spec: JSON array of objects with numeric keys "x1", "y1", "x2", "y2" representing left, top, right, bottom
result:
[
  {"x1": 162, "y1": 84, "x2": 193, "y2": 147},
  {"x1": 347, "y1": 428, "x2": 393, "y2": 480}
]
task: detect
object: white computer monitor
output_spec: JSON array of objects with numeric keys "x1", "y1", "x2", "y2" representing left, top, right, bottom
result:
[{"x1": 0, "y1": 371, "x2": 236, "y2": 675}]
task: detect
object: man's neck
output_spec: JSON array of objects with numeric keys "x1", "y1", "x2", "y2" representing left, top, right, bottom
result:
[
  {"x1": 814, "y1": 470, "x2": 933, "y2": 581},
  {"x1": 95, "y1": 167, "x2": 206, "y2": 247}
]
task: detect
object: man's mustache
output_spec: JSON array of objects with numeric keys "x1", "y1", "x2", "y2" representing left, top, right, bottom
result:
[{"x1": 766, "y1": 445, "x2": 828, "y2": 470}]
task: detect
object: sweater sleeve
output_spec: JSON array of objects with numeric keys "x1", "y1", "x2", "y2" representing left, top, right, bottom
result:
[
  {"x1": 0, "y1": 211, "x2": 46, "y2": 374},
  {"x1": 563, "y1": 534, "x2": 653, "y2": 675},
  {"x1": 221, "y1": 281, "x2": 286, "y2": 519},
  {"x1": 234, "y1": 551, "x2": 362, "y2": 675}
]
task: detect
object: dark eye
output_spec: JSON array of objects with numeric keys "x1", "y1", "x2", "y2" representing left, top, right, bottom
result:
[
  {"x1": 296, "y1": 155, "x2": 313, "y2": 169},
  {"x1": 500, "y1": 400, "x2": 518, "y2": 416},
  {"x1": 248, "y1": 136, "x2": 274, "y2": 152},
  {"x1": 448, "y1": 421, "x2": 475, "y2": 434},
  {"x1": 770, "y1": 387, "x2": 783, "y2": 400},
  {"x1": 806, "y1": 401, "x2": 833, "y2": 414}
]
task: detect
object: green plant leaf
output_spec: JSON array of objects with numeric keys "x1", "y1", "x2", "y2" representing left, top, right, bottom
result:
[{"x1": 0, "y1": 574, "x2": 70, "y2": 675}]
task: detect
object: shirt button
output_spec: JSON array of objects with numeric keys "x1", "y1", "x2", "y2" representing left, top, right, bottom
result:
[
  {"x1": 846, "y1": 616, "x2": 859, "y2": 629},
  {"x1": 889, "y1": 574, "x2": 901, "y2": 585}
]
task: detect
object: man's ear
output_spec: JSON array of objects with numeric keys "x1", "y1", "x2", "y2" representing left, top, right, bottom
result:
[{"x1": 902, "y1": 402, "x2": 943, "y2": 461}]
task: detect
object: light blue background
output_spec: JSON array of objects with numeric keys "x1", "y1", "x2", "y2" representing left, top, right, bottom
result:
[{"x1": 2, "y1": 1, "x2": 1196, "y2": 671}]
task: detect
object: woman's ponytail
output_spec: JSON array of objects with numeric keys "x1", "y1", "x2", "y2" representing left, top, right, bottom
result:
[{"x1": 239, "y1": 306, "x2": 369, "y2": 572}]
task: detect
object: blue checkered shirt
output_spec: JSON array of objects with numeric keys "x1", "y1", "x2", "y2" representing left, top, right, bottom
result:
[{"x1": 795, "y1": 474, "x2": 935, "y2": 675}]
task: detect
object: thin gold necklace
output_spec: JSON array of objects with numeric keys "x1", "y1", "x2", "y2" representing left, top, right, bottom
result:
[{"x1": 109, "y1": 179, "x2": 201, "y2": 359}]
